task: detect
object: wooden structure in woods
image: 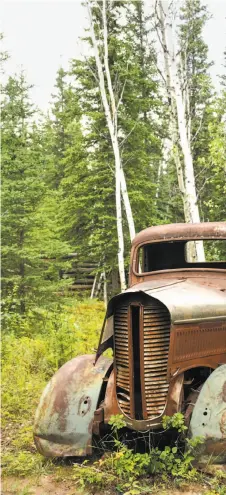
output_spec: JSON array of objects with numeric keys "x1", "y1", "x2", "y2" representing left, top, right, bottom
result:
[{"x1": 60, "y1": 253, "x2": 120, "y2": 301}]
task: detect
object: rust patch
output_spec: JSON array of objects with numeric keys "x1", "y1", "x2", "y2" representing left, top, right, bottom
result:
[
  {"x1": 222, "y1": 381, "x2": 226, "y2": 402},
  {"x1": 204, "y1": 438, "x2": 226, "y2": 456},
  {"x1": 103, "y1": 369, "x2": 120, "y2": 424},
  {"x1": 88, "y1": 417, "x2": 94, "y2": 435},
  {"x1": 220, "y1": 411, "x2": 226, "y2": 437},
  {"x1": 52, "y1": 385, "x2": 69, "y2": 432},
  {"x1": 184, "y1": 385, "x2": 202, "y2": 427}
]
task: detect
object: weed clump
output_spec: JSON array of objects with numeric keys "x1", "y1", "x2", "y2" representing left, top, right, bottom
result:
[{"x1": 72, "y1": 413, "x2": 205, "y2": 494}]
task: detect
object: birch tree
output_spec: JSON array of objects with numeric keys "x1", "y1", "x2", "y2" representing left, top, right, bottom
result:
[
  {"x1": 179, "y1": 0, "x2": 214, "y2": 219},
  {"x1": 86, "y1": 0, "x2": 137, "y2": 290},
  {"x1": 155, "y1": 0, "x2": 205, "y2": 261}
]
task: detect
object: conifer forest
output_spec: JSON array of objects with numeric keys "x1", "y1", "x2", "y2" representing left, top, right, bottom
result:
[{"x1": 1, "y1": 1, "x2": 226, "y2": 493}]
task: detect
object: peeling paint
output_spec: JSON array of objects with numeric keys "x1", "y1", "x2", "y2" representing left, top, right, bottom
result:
[{"x1": 34, "y1": 354, "x2": 112, "y2": 457}]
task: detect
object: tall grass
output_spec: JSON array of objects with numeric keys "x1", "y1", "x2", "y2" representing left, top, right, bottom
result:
[{"x1": 1, "y1": 299, "x2": 105, "y2": 476}]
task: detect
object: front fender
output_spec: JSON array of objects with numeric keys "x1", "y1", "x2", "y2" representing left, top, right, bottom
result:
[
  {"x1": 189, "y1": 364, "x2": 226, "y2": 464},
  {"x1": 34, "y1": 354, "x2": 113, "y2": 457}
]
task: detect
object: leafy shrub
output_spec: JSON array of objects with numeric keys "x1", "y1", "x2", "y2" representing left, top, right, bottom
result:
[{"x1": 73, "y1": 413, "x2": 203, "y2": 493}]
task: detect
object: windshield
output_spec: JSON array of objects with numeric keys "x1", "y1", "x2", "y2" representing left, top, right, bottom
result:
[{"x1": 137, "y1": 240, "x2": 226, "y2": 273}]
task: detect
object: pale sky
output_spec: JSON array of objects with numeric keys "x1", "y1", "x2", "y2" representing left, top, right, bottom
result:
[{"x1": 2, "y1": 0, "x2": 226, "y2": 112}]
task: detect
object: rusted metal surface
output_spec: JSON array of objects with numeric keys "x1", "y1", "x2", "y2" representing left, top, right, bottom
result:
[
  {"x1": 95, "y1": 224, "x2": 226, "y2": 432},
  {"x1": 132, "y1": 222, "x2": 226, "y2": 248},
  {"x1": 92, "y1": 407, "x2": 104, "y2": 436},
  {"x1": 130, "y1": 222, "x2": 226, "y2": 288},
  {"x1": 34, "y1": 354, "x2": 112, "y2": 457},
  {"x1": 184, "y1": 385, "x2": 203, "y2": 427},
  {"x1": 189, "y1": 365, "x2": 226, "y2": 463},
  {"x1": 165, "y1": 373, "x2": 184, "y2": 417},
  {"x1": 111, "y1": 291, "x2": 185, "y2": 428},
  {"x1": 103, "y1": 369, "x2": 121, "y2": 424},
  {"x1": 126, "y1": 280, "x2": 226, "y2": 323}
]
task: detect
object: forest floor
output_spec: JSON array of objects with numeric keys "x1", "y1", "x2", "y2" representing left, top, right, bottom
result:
[{"x1": 2, "y1": 474, "x2": 209, "y2": 495}]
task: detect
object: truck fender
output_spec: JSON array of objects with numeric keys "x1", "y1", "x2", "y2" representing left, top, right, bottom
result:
[
  {"x1": 34, "y1": 354, "x2": 113, "y2": 457},
  {"x1": 189, "y1": 364, "x2": 226, "y2": 464}
]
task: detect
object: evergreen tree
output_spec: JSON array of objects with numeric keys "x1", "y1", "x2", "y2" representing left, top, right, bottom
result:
[
  {"x1": 49, "y1": 67, "x2": 81, "y2": 187},
  {"x1": 2, "y1": 74, "x2": 45, "y2": 313},
  {"x1": 1, "y1": 72, "x2": 70, "y2": 318},
  {"x1": 204, "y1": 48, "x2": 226, "y2": 225}
]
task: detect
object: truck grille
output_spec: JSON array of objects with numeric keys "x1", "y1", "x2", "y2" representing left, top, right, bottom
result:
[{"x1": 114, "y1": 298, "x2": 171, "y2": 420}]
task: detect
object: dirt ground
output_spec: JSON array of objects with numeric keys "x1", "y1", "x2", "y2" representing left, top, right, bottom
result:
[
  {"x1": 2, "y1": 475, "x2": 209, "y2": 495},
  {"x1": 2, "y1": 475, "x2": 81, "y2": 495}
]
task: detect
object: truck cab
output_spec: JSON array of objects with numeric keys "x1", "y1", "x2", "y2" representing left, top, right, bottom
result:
[{"x1": 34, "y1": 222, "x2": 226, "y2": 460}]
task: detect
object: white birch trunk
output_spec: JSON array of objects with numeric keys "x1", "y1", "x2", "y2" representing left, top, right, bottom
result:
[
  {"x1": 102, "y1": 0, "x2": 136, "y2": 242},
  {"x1": 103, "y1": 269, "x2": 108, "y2": 308},
  {"x1": 90, "y1": 273, "x2": 97, "y2": 299},
  {"x1": 157, "y1": 2, "x2": 187, "y2": 210},
  {"x1": 86, "y1": 0, "x2": 127, "y2": 290},
  {"x1": 157, "y1": 0, "x2": 205, "y2": 261},
  {"x1": 119, "y1": 168, "x2": 136, "y2": 240},
  {"x1": 95, "y1": 272, "x2": 104, "y2": 298}
]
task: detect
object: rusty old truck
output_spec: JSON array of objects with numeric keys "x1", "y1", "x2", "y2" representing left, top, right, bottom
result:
[{"x1": 34, "y1": 222, "x2": 226, "y2": 462}]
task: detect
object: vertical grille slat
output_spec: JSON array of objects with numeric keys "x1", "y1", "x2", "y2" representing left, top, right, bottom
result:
[
  {"x1": 114, "y1": 306, "x2": 131, "y2": 416},
  {"x1": 143, "y1": 304, "x2": 170, "y2": 418},
  {"x1": 114, "y1": 298, "x2": 171, "y2": 420}
]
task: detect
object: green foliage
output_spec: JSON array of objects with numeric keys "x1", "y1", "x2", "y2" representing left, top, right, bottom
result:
[
  {"x1": 1, "y1": 300, "x2": 105, "y2": 477},
  {"x1": 73, "y1": 413, "x2": 204, "y2": 493},
  {"x1": 148, "y1": 437, "x2": 203, "y2": 480},
  {"x1": 108, "y1": 413, "x2": 127, "y2": 433},
  {"x1": 2, "y1": 451, "x2": 44, "y2": 477},
  {"x1": 1, "y1": 71, "x2": 72, "y2": 318},
  {"x1": 162, "y1": 412, "x2": 188, "y2": 433},
  {"x1": 73, "y1": 445, "x2": 150, "y2": 493},
  {"x1": 205, "y1": 470, "x2": 226, "y2": 495}
]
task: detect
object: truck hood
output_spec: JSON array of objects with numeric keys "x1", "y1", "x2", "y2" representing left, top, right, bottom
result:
[
  {"x1": 121, "y1": 279, "x2": 226, "y2": 323},
  {"x1": 96, "y1": 278, "x2": 226, "y2": 361}
]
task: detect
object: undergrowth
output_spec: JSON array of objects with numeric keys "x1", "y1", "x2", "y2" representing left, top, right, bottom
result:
[
  {"x1": 1, "y1": 299, "x2": 105, "y2": 477},
  {"x1": 72, "y1": 414, "x2": 208, "y2": 494}
]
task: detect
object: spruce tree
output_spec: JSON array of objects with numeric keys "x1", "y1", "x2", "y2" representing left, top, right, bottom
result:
[
  {"x1": 1, "y1": 72, "x2": 71, "y2": 320},
  {"x1": 1, "y1": 74, "x2": 45, "y2": 314}
]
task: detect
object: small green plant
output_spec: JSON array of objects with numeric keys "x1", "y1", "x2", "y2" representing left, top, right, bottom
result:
[
  {"x1": 205, "y1": 470, "x2": 226, "y2": 495},
  {"x1": 162, "y1": 412, "x2": 188, "y2": 433},
  {"x1": 147, "y1": 441, "x2": 202, "y2": 481},
  {"x1": 108, "y1": 413, "x2": 127, "y2": 432}
]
